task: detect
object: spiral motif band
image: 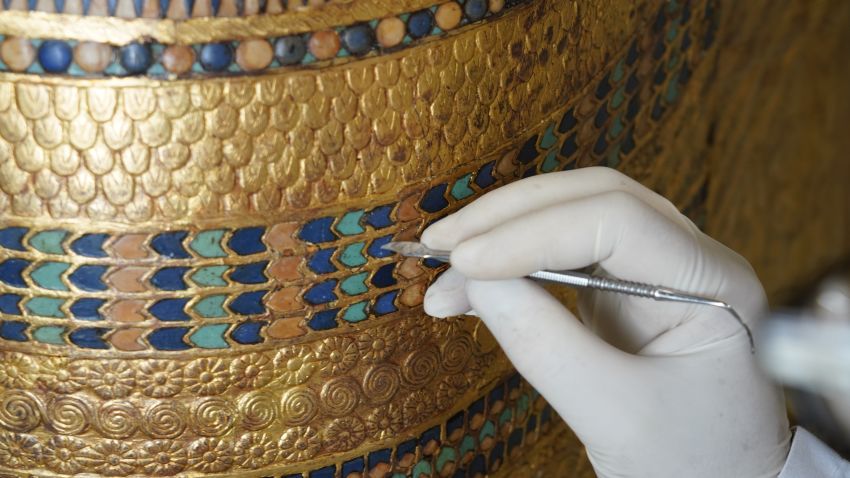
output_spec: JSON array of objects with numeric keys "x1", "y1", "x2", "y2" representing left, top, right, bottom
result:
[
  {"x1": 441, "y1": 335, "x2": 474, "y2": 374},
  {"x1": 238, "y1": 392, "x2": 278, "y2": 431},
  {"x1": 279, "y1": 387, "x2": 319, "y2": 427},
  {"x1": 45, "y1": 396, "x2": 92, "y2": 435},
  {"x1": 0, "y1": 391, "x2": 41, "y2": 432},
  {"x1": 95, "y1": 401, "x2": 140, "y2": 439},
  {"x1": 361, "y1": 364, "x2": 401, "y2": 405},
  {"x1": 190, "y1": 398, "x2": 236, "y2": 437},
  {"x1": 320, "y1": 377, "x2": 360, "y2": 417},
  {"x1": 142, "y1": 402, "x2": 187, "y2": 439},
  {"x1": 401, "y1": 345, "x2": 441, "y2": 389}
]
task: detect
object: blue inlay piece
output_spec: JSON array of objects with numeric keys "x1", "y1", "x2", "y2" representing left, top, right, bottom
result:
[
  {"x1": 508, "y1": 373, "x2": 521, "y2": 390},
  {"x1": 38, "y1": 41, "x2": 73, "y2": 73},
  {"x1": 653, "y1": 65, "x2": 666, "y2": 85},
  {"x1": 229, "y1": 290, "x2": 267, "y2": 315},
  {"x1": 447, "y1": 411, "x2": 464, "y2": 435},
  {"x1": 0, "y1": 321, "x2": 28, "y2": 341},
  {"x1": 0, "y1": 294, "x2": 22, "y2": 315},
  {"x1": 231, "y1": 320, "x2": 266, "y2": 344},
  {"x1": 307, "y1": 249, "x2": 337, "y2": 274},
  {"x1": 367, "y1": 235, "x2": 394, "y2": 259},
  {"x1": 228, "y1": 227, "x2": 267, "y2": 255},
  {"x1": 183, "y1": 0, "x2": 195, "y2": 16},
  {"x1": 556, "y1": 108, "x2": 577, "y2": 134},
  {"x1": 342, "y1": 457, "x2": 365, "y2": 476},
  {"x1": 521, "y1": 167, "x2": 537, "y2": 179},
  {"x1": 516, "y1": 135, "x2": 539, "y2": 164},
  {"x1": 408, "y1": 10, "x2": 434, "y2": 39},
  {"x1": 200, "y1": 43, "x2": 233, "y2": 72},
  {"x1": 308, "y1": 309, "x2": 338, "y2": 331},
  {"x1": 507, "y1": 427, "x2": 523, "y2": 452},
  {"x1": 310, "y1": 466, "x2": 336, "y2": 478},
  {"x1": 489, "y1": 442, "x2": 504, "y2": 467},
  {"x1": 626, "y1": 95, "x2": 641, "y2": 121},
  {"x1": 69, "y1": 328, "x2": 109, "y2": 349},
  {"x1": 303, "y1": 280, "x2": 338, "y2": 305},
  {"x1": 593, "y1": 130, "x2": 608, "y2": 155},
  {"x1": 469, "y1": 454, "x2": 486, "y2": 474},
  {"x1": 0, "y1": 227, "x2": 27, "y2": 251},
  {"x1": 626, "y1": 71, "x2": 639, "y2": 94},
  {"x1": 148, "y1": 327, "x2": 191, "y2": 351},
  {"x1": 626, "y1": 40, "x2": 640, "y2": 65},
  {"x1": 274, "y1": 35, "x2": 307, "y2": 65},
  {"x1": 681, "y1": 30, "x2": 692, "y2": 52},
  {"x1": 423, "y1": 257, "x2": 443, "y2": 268},
  {"x1": 107, "y1": 0, "x2": 117, "y2": 15},
  {"x1": 652, "y1": 8, "x2": 666, "y2": 33},
  {"x1": 159, "y1": 0, "x2": 169, "y2": 17},
  {"x1": 420, "y1": 426, "x2": 441, "y2": 446},
  {"x1": 464, "y1": 0, "x2": 487, "y2": 21},
  {"x1": 541, "y1": 404, "x2": 552, "y2": 423},
  {"x1": 474, "y1": 162, "x2": 496, "y2": 189},
  {"x1": 283, "y1": 475, "x2": 303, "y2": 478},
  {"x1": 365, "y1": 205, "x2": 394, "y2": 229},
  {"x1": 678, "y1": 61, "x2": 692, "y2": 85},
  {"x1": 622, "y1": 128, "x2": 636, "y2": 154},
  {"x1": 469, "y1": 397, "x2": 485, "y2": 416},
  {"x1": 651, "y1": 97, "x2": 665, "y2": 120},
  {"x1": 0, "y1": 259, "x2": 28, "y2": 288},
  {"x1": 420, "y1": 184, "x2": 448, "y2": 213},
  {"x1": 70, "y1": 233, "x2": 108, "y2": 257},
  {"x1": 70, "y1": 298, "x2": 105, "y2": 321},
  {"x1": 299, "y1": 217, "x2": 337, "y2": 244},
  {"x1": 149, "y1": 298, "x2": 191, "y2": 321},
  {"x1": 341, "y1": 24, "x2": 374, "y2": 56},
  {"x1": 595, "y1": 73, "x2": 612, "y2": 99},
  {"x1": 560, "y1": 133, "x2": 578, "y2": 157},
  {"x1": 120, "y1": 43, "x2": 153, "y2": 75},
  {"x1": 133, "y1": 0, "x2": 143, "y2": 16},
  {"x1": 151, "y1": 231, "x2": 190, "y2": 259},
  {"x1": 594, "y1": 104, "x2": 609, "y2": 128},
  {"x1": 368, "y1": 448, "x2": 392, "y2": 469},
  {"x1": 150, "y1": 267, "x2": 189, "y2": 291},
  {"x1": 373, "y1": 290, "x2": 398, "y2": 315},
  {"x1": 68, "y1": 265, "x2": 108, "y2": 291},
  {"x1": 526, "y1": 414, "x2": 537, "y2": 432},
  {"x1": 371, "y1": 263, "x2": 396, "y2": 288},
  {"x1": 230, "y1": 262, "x2": 268, "y2": 284}
]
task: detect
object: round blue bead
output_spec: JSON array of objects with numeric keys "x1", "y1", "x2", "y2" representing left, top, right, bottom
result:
[
  {"x1": 38, "y1": 40, "x2": 73, "y2": 73},
  {"x1": 119, "y1": 43, "x2": 152, "y2": 75},
  {"x1": 408, "y1": 10, "x2": 434, "y2": 39},
  {"x1": 340, "y1": 24, "x2": 375, "y2": 56},
  {"x1": 274, "y1": 36, "x2": 307, "y2": 65},
  {"x1": 465, "y1": 0, "x2": 488, "y2": 21},
  {"x1": 199, "y1": 43, "x2": 233, "y2": 72}
]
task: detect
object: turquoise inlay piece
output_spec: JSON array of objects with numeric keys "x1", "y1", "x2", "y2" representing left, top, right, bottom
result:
[
  {"x1": 606, "y1": 143, "x2": 622, "y2": 168},
  {"x1": 666, "y1": 22, "x2": 679, "y2": 42},
  {"x1": 31, "y1": 262, "x2": 71, "y2": 291},
  {"x1": 29, "y1": 230, "x2": 68, "y2": 255},
  {"x1": 412, "y1": 461, "x2": 432, "y2": 477},
  {"x1": 611, "y1": 86, "x2": 626, "y2": 109},
  {"x1": 517, "y1": 393, "x2": 530, "y2": 417},
  {"x1": 460, "y1": 435, "x2": 476, "y2": 457},
  {"x1": 189, "y1": 230, "x2": 227, "y2": 258},
  {"x1": 436, "y1": 447, "x2": 457, "y2": 472},
  {"x1": 342, "y1": 301, "x2": 368, "y2": 323},
  {"x1": 336, "y1": 210, "x2": 365, "y2": 236},
  {"x1": 612, "y1": 59, "x2": 626, "y2": 82},
  {"x1": 541, "y1": 150, "x2": 559, "y2": 173},
  {"x1": 189, "y1": 324, "x2": 230, "y2": 349},
  {"x1": 194, "y1": 294, "x2": 228, "y2": 318},
  {"x1": 667, "y1": 52, "x2": 681, "y2": 70},
  {"x1": 190, "y1": 265, "x2": 229, "y2": 287},
  {"x1": 26, "y1": 297, "x2": 66, "y2": 318},
  {"x1": 33, "y1": 325, "x2": 65, "y2": 345},
  {"x1": 391, "y1": 474, "x2": 406, "y2": 478},
  {"x1": 499, "y1": 407, "x2": 513, "y2": 426},
  {"x1": 608, "y1": 115, "x2": 624, "y2": 139},
  {"x1": 450, "y1": 174, "x2": 474, "y2": 200},
  {"x1": 665, "y1": 74, "x2": 680, "y2": 103},
  {"x1": 478, "y1": 420, "x2": 496, "y2": 442},
  {"x1": 340, "y1": 242, "x2": 367, "y2": 267},
  {"x1": 538, "y1": 124, "x2": 557, "y2": 149},
  {"x1": 340, "y1": 272, "x2": 369, "y2": 296}
]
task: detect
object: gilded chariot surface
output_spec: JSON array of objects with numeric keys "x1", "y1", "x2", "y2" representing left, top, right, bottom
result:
[{"x1": 0, "y1": 0, "x2": 718, "y2": 476}]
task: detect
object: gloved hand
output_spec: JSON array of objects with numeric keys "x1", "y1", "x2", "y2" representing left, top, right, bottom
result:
[{"x1": 421, "y1": 167, "x2": 791, "y2": 478}]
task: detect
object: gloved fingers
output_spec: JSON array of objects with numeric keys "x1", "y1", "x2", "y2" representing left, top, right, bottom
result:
[
  {"x1": 423, "y1": 267, "x2": 472, "y2": 318},
  {"x1": 421, "y1": 167, "x2": 693, "y2": 251}
]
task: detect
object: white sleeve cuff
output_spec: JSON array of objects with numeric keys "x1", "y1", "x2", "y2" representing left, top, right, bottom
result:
[{"x1": 778, "y1": 427, "x2": 850, "y2": 478}]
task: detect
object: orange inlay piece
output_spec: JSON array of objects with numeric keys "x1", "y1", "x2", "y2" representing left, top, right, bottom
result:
[
  {"x1": 109, "y1": 328, "x2": 146, "y2": 351},
  {"x1": 106, "y1": 300, "x2": 147, "y2": 323},
  {"x1": 268, "y1": 257, "x2": 302, "y2": 282},
  {"x1": 111, "y1": 234, "x2": 151, "y2": 259},
  {"x1": 396, "y1": 194, "x2": 421, "y2": 222},
  {"x1": 398, "y1": 257, "x2": 425, "y2": 279},
  {"x1": 265, "y1": 222, "x2": 299, "y2": 253},
  {"x1": 106, "y1": 266, "x2": 149, "y2": 293},
  {"x1": 266, "y1": 317, "x2": 307, "y2": 339},
  {"x1": 399, "y1": 282, "x2": 426, "y2": 307},
  {"x1": 266, "y1": 287, "x2": 302, "y2": 312}
]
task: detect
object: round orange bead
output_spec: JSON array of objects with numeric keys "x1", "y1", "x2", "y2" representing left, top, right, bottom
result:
[
  {"x1": 308, "y1": 30, "x2": 341, "y2": 61},
  {"x1": 74, "y1": 41, "x2": 113, "y2": 73},
  {"x1": 376, "y1": 17, "x2": 405, "y2": 48},
  {"x1": 489, "y1": 0, "x2": 505, "y2": 13},
  {"x1": 236, "y1": 39, "x2": 273, "y2": 71},
  {"x1": 161, "y1": 45, "x2": 195, "y2": 74},
  {"x1": 0, "y1": 37, "x2": 36, "y2": 72},
  {"x1": 435, "y1": 2, "x2": 463, "y2": 30}
]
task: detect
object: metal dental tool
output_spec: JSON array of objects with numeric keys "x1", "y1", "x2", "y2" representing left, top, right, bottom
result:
[{"x1": 383, "y1": 241, "x2": 755, "y2": 353}]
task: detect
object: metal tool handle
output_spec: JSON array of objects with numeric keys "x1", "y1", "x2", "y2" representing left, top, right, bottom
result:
[{"x1": 530, "y1": 270, "x2": 658, "y2": 298}]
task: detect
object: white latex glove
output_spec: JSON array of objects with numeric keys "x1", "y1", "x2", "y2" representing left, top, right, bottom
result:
[{"x1": 421, "y1": 167, "x2": 791, "y2": 478}]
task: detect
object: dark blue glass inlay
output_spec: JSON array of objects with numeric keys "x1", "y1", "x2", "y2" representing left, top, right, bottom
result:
[
  {"x1": 469, "y1": 397, "x2": 485, "y2": 416},
  {"x1": 508, "y1": 372, "x2": 521, "y2": 390},
  {"x1": 342, "y1": 457, "x2": 365, "y2": 476},
  {"x1": 464, "y1": 0, "x2": 487, "y2": 21},
  {"x1": 507, "y1": 428, "x2": 523, "y2": 452},
  {"x1": 228, "y1": 227, "x2": 267, "y2": 255},
  {"x1": 307, "y1": 248, "x2": 337, "y2": 274},
  {"x1": 407, "y1": 10, "x2": 434, "y2": 39},
  {"x1": 469, "y1": 455, "x2": 486, "y2": 474},
  {"x1": 395, "y1": 440, "x2": 415, "y2": 459},
  {"x1": 594, "y1": 105, "x2": 609, "y2": 128},
  {"x1": 303, "y1": 280, "x2": 338, "y2": 305},
  {"x1": 107, "y1": 0, "x2": 117, "y2": 15},
  {"x1": 447, "y1": 411, "x2": 464, "y2": 435},
  {"x1": 151, "y1": 231, "x2": 190, "y2": 259},
  {"x1": 420, "y1": 184, "x2": 449, "y2": 213},
  {"x1": 621, "y1": 129, "x2": 636, "y2": 154},
  {"x1": 199, "y1": 43, "x2": 233, "y2": 72},
  {"x1": 365, "y1": 205, "x2": 394, "y2": 229},
  {"x1": 0, "y1": 294, "x2": 22, "y2": 315},
  {"x1": 423, "y1": 257, "x2": 443, "y2": 269},
  {"x1": 282, "y1": 475, "x2": 303, "y2": 478},
  {"x1": 626, "y1": 72, "x2": 639, "y2": 94},
  {"x1": 595, "y1": 73, "x2": 612, "y2": 99},
  {"x1": 373, "y1": 290, "x2": 398, "y2": 315},
  {"x1": 149, "y1": 298, "x2": 191, "y2": 321},
  {"x1": 652, "y1": 8, "x2": 666, "y2": 33},
  {"x1": 229, "y1": 290, "x2": 267, "y2": 315},
  {"x1": 54, "y1": 0, "x2": 65, "y2": 12},
  {"x1": 120, "y1": 43, "x2": 153, "y2": 75},
  {"x1": 420, "y1": 426, "x2": 441, "y2": 446},
  {"x1": 593, "y1": 130, "x2": 608, "y2": 155},
  {"x1": 526, "y1": 414, "x2": 538, "y2": 432},
  {"x1": 626, "y1": 96, "x2": 641, "y2": 121},
  {"x1": 367, "y1": 235, "x2": 394, "y2": 259},
  {"x1": 651, "y1": 97, "x2": 665, "y2": 120},
  {"x1": 489, "y1": 383, "x2": 505, "y2": 402},
  {"x1": 557, "y1": 108, "x2": 577, "y2": 133},
  {"x1": 209, "y1": 0, "x2": 219, "y2": 15},
  {"x1": 541, "y1": 404, "x2": 552, "y2": 423},
  {"x1": 0, "y1": 227, "x2": 27, "y2": 251},
  {"x1": 522, "y1": 167, "x2": 537, "y2": 178},
  {"x1": 70, "y1": 233, "x2": 108, "y2": 258},
  {"x1": 489, "y1": 442, "x2": 504, "y2": 467},
  {"x1": 69, "y1": 328, "x2": 109, "y2": 349},
  {"x1": 368, "y1": 448, "x2": 392, "y2": 468},
  {"x1": 132, "y1": 0, "x2": 143, "y2": 16},
  {"x1": 298, "y1": 217, "x2": 337, "y2": 244},
  {"x1": 678, "y1": 61, "x2": 692, "y2": 85},
  {"x1": 231, "y1": 321, "x2": 266, "y2": 344},
  {"x1": 150, "y1": 267, "x2": 189, "y2": 291},
  {"x1": 0, "y1": 321, "x2": 28, "y2": 341},
  {"x1": 230, "y1": 262, "x2": 268, "y2": 284},
  {"x1": 68, "y1": 265, "x2": 108, "y2": 291},
  {"x1": 341, "y1": 24, "x2": 374, "y2": 56},
  {"x1": 183, "y1": 0, "x2": 195, "y2": 17},
  {"x1": 653, "y1": 39, "x2": 666, "y2": 60},
  {"x1": 626, "y1": 40, "x2": 639, "y2": 65},
  {"x1": 653, "y1": 65, "x2": 666, "y2": 85},
  {"x1": 148, "y1": 327, "x2": 191, "y2": 351},
  {"x1": 371, "y1": 263, "x2": 396, "y2": 288},
  {"x1": 70, "y1": 298, "x2": 105, "y2": 321},
  {"x1": 516, "y1": 135, "x2": 539, "y2": 164},
  {"x1": 560, "y1": 133, "x2": 578, "y2": 157},
  {"x1": 38, "y1": 41, "x2": 73, "y2": 73},
  {"x1": 275, "y1": 36, "x2": 307, "y2": 65},
  {"x1": 309, "y1": 466, "x2": 336, "y2": 478},
  {"x1": 308, "y1": 309, "x2": 339, "y2": 331},
  {"x1": 474, "y1": 162, "x2": 496, "y2": 189},
  {"x1": 681, "y1": 0, "x2": 692, "y2": 23},
  {"x1": 681, "y1": 29, "x2": 692, "y2": 51},
  {"x1": 0, "y1": 259, "x2": 28, "y2": 288}
]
